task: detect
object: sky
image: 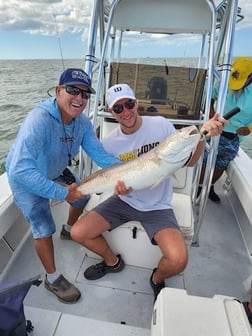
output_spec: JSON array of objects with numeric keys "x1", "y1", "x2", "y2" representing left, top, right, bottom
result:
[{"x1": 1, "y1": 0, "x2": 252, "y2": 60}]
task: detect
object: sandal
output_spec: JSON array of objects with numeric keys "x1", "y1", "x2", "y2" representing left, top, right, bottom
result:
[{"x1": 84, "y1": 254, "x2": 125, "y2": 280}]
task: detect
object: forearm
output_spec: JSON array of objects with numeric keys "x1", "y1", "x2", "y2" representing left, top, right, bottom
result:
[
  {"x1": 187, "y1": 111, "x2": 226, "y2": 166},
  {"x1": 8, "y1": 163, "x2": 67, "y2": 200},
  {"x1": 209, "y1": 99, "x2": 215, "y2": 118},
  {"x1": 186, "y1": 136, "x2": 205, "y2": 166}
]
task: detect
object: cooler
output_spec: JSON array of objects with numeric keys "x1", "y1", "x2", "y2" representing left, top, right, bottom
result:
[{"x1": 151, "y1": 288, "x2": 252, "y2": 336}]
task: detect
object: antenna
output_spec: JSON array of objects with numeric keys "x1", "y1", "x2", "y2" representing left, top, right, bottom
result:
[{"x1": 52, "y1": 13, "x2": 65, "y2": 70}]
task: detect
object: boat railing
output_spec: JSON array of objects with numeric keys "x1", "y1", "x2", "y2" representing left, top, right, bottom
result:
[
  {"x1": 193, "y1": 0, "x2": 240, "y2": 244},
  {"x1": 81, "y1": 0, "x2": 242, "y2": 246},
  {"x1": 216, "y1": 0, "x2": 244, "y2": 29},
  {"x1": 85, "y1": 0, "x2": 217, "y2": 125}
]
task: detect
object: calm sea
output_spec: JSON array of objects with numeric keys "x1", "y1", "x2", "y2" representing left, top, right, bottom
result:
[
  {"x1": 0, "y1": 59, "x2": 85, "y2": 174},
  {"x1": 0, "y1": 59, "x2": 252, "y2": 175}
]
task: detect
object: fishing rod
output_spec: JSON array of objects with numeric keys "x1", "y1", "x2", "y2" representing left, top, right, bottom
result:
[
  {"x1": 223, "y1": 106, "x2": 240, "y2": 120},
  {"x1": 52, "y1": 13, "x2": 65, "y2": 71},
  {"x1": 202, "y1": 106, "x2": 240, "y2": 136}
]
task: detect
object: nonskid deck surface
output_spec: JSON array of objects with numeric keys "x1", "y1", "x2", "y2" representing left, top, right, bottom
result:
[
  {"x1": 2, "y1": 180, "x2": 252, "y2": 332},
  {"x1": 23, "y1": 305, "x2": 150, "y2": 336}
]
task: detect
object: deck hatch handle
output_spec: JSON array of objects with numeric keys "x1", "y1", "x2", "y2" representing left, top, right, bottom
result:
[{"x1": 132, "y1": 226, "x2": 137, "y2": 239}]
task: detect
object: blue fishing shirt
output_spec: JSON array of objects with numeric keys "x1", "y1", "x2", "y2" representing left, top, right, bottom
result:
[
  {"x1": 6, "y1": 97, "x2": 119, "y2": 200},
  {"x1": 212, "y1": 82, "x2": 252, "y2": 137}
]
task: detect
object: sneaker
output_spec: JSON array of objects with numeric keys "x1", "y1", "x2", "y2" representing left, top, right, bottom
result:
[
  {"x1": 60, "y1": 225, "x2": 71, "y2": 240},
  {"x1": 44, "y1": 274, "x2": 81, "y2": 303},
  {"x1": 242, "y1": 302, "x2": 252, "y2": 324},
  {"x1": 208, "y1": 186, "x2": 220, "y2": 204},
  {"x1": 150, "y1": 268, "x2": 165, "y2": 302},
  {"x1": 84, "y1": 254, "x2": 125, "y2": 280},
  {"x1": 196, "y1": 186, "x2": 202, "y2": 198}
]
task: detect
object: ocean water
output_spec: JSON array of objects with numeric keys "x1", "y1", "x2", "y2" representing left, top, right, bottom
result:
[
  {"x1": 0, "y1": 59, "x2": 85, "y2": 174},
  {"x1": 0, "y1": 59, "x2": 252, "y2": 175}
]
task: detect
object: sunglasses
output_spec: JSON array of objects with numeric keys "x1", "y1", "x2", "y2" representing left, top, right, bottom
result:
[
  {"x1": 112, "y1": 99, "x2": 136, "y2": 114},
  {"x1": 62, "y1": 85, "x2": 91, "y2": 99}
]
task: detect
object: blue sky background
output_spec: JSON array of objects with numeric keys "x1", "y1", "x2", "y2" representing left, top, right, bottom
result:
[{"x1": 1, "y1": 0, "x2": 252, "y2": 60}]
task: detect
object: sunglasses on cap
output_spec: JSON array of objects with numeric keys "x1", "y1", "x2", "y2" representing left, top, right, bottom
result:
[
  {"x1": 62, "y1": 85, "x2": 91, "y2": 99},
  {"x1": 112, "y1": 99, "x2": 136, "y2": 114}
]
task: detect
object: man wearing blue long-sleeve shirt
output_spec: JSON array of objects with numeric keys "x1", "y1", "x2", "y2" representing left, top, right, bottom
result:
[{"x1": 6, "y1": 68, "x2": 120, "y2": 303}]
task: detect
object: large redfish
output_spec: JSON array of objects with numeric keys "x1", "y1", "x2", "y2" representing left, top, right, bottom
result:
[{"x1": 77, "y1": 125, "x2": 201, "y2": 195}]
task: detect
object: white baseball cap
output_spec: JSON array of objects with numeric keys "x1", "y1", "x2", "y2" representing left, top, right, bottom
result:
[{"x1": 106, "y1": 84, "x2": 136, "y2": 108}]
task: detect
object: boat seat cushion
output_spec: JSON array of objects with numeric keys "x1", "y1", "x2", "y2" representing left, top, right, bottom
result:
[{"x1": 84, "y1": 192, "x2": 194, "y2": 268}]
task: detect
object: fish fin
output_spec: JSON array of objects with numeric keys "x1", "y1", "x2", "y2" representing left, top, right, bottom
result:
[{"x1": 80, "y1": 163, "x2": 123, "y2": 184}]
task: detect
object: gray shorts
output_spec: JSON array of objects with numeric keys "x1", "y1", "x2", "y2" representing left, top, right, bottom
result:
[{"x1": 93, "y1": 195, "x2": 180, "y2": 245}]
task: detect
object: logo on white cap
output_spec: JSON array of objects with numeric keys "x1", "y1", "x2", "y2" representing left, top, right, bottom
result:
[{"x1": 114, "y1": 86, "x2": 122, "y2": 92}]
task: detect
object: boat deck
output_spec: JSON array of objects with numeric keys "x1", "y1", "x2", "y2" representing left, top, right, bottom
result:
[{"x1": 2, "y1": 177, "x2": 252, "y2": 335}]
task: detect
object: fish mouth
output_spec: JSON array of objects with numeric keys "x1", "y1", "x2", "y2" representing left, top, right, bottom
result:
[{"x1": 189, "y1": 128, "x2": 199, "y2": 135}]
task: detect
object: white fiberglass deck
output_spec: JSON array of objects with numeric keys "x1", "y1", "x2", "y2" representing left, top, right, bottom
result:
[{"x1": 2, "y1": 177, "x2": 252, "y2": 334}]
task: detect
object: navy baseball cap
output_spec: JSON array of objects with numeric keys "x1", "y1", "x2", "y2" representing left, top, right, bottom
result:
[{"x1": 59, "y1": 68, "x2": 96, "y2": 93}]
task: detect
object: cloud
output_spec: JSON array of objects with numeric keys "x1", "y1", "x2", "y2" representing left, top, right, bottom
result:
[
  {"x1": 1, "y1": 1, "x2": 252, "y2": 36},
  {"x1": 0, "y1": 0, "x2": 251, "y2": 59},
  {"x1": 0, "y1": 0, "x2": 93, "y2": 36}
]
